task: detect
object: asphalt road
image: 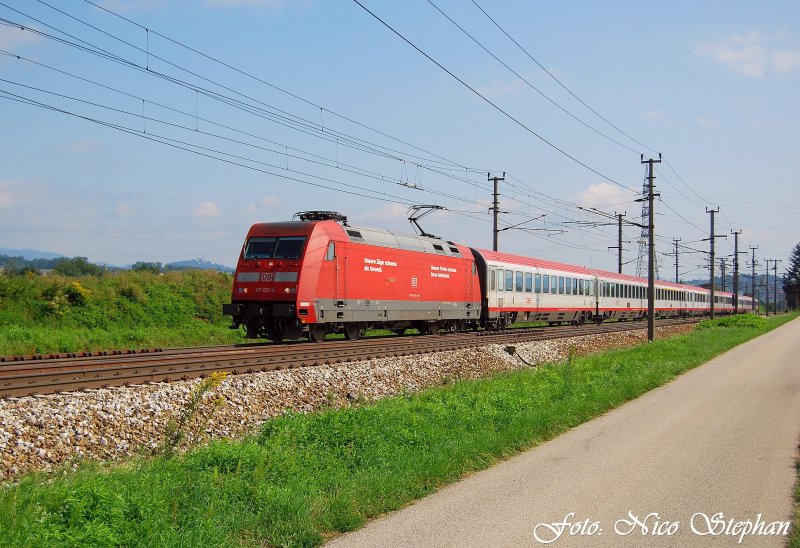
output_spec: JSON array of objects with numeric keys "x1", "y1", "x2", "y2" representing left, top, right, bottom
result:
[{"x1": 327, "y1": 317, "x2": 800, "y2": 547}]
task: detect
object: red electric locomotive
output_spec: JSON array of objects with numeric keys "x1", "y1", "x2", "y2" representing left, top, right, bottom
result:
[{"x1": 223, "y1": 212, "x2": 482, "y2": 341}]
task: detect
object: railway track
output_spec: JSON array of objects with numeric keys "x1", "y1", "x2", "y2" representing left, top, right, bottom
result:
[{"x1": 0, "y1": 318, "x2": 698, "y2": 398}]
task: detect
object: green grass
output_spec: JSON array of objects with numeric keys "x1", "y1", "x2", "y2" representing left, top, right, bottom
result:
[
  {"x1": 0, "y1": 271, "x2": 246, "y2": 355},
  {"x1": 0, "y1": 313, "x2": 796, "y2": 547}
]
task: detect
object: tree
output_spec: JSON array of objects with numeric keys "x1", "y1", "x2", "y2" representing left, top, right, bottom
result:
[
  {"x1": 783, "y1": 243, "x2": 800, "y2": 310},
  {"x1": 132, "y1": 261, "x2": 163, "y2": 274},
  {"x1": 53, "y1": 257, "x2": 104, "y2": 277}
]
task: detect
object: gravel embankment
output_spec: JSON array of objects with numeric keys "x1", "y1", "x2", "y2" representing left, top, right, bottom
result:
[{"x1": 0, "y1": 324, "x2": 694, "y2": 481}]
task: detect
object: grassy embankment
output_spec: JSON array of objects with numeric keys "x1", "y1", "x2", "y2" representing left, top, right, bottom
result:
[
  {"x1": 0, "y1": 271, "x2": 243, "y2": 355},
  {"x1": 0, "y1": 310, "x2": 796, "y2": 547}
]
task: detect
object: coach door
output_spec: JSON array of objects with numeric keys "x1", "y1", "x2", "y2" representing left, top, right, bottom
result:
[{"x1": 334, "y1": 245, "x2": 346, "y2": 306}]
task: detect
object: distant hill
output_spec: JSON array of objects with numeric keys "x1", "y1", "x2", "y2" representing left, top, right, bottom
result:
[
  {"x1": 0, "y1": 247, "x2": 65, "y2": 261},
  {"x1": 165, "y1": 258, "x2": 234, "y2": 273}
]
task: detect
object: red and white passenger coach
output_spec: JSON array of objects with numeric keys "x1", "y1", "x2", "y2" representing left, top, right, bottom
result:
[{"x1": 224, "y1": 212, "x2": 755, "y2": 341}]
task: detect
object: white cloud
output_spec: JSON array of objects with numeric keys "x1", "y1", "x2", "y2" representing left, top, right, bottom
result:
[
  {"x1": 570, "y1": 182, "x2": 637, "y2": 208},
  {"x1": 116, "y1": 201, "x2": 133, "y2": 217},
  {"x1": 771, "y1": 49, "x2": 800, "y2": 73},
  {"x1": 205, "y1": 0, "x2": 305, "y2": 7},
  {"x1": 698, "y1": 31, "x2": 800, "y2": 78},
  {"x1": 0, "y1": 24, "x2": 41, "y2": 52},
  {"x1": 476, "y1": 79, "x2": 526, "y2": 98},
  {"x1": 261, "y1": 195, "x2": 281, "y2": 207},
  {"x1": 97, "y1": 0, "x2": 165, "y2": 12},
  {"x1": 192, "y1": 201, "x2": 220, "y2": 219},
  {"x1": 0, "y1": 181, "x2": 16, "y2": 208},
  {"x1": 57, "y1": 140, "x2": 104, "y2": 155},
  {"x1": 354, "y1": 202, "x2": 409, "y2": 222},
  {"x1": 696, "y1": 115, "x2": 717, "y2": 127}
]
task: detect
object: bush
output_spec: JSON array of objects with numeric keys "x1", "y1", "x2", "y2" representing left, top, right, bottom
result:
[{"x1": 698, "y1": 314, "x2": 767, "y2": 329}]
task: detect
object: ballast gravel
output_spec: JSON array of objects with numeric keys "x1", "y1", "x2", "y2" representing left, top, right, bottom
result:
[{"x1": 0, "y1": 324, "x2": 694, "y2": 481}]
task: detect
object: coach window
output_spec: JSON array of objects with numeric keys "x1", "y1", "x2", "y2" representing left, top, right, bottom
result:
[
  {"x1": 516, "y1": 271, "x2": 524, "y2": 292},
  {"x1": 325, "y1": 242, "x2": 335, "y2": 261},
  {"x1": 525, "y1": 272, "x2": 533, "y2": 293},
  {"x1": 572, "y1": 278, "x2": 578, "y2": 295},
  {"x1": 490, "y1": 270, "x2": 496, "y2": 291},
  {"x1": 498, "y1": 270, "x2": 504, "y2": 290},
  {"x1": 558, "y1": 276, "x2": 564, "y2": 294},
  {"x1": 505, "y1": 270, "x2": 514, "y2": 291},
  {"x1": 534, "y1": 273, "x2": 541, "y2": 293}
]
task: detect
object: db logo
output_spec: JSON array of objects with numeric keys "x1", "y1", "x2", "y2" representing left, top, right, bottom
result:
[{"x1": 260, "y1": 273, "x2": 273, "y2": 282}]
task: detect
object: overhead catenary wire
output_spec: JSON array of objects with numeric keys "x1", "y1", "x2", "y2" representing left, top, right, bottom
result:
[
  {"x1": 1, "y1": 5, "x2": 477, "y2": 175},
  {"x1": 425, "y1": 0, "x2": 640, "y2": 154},
  {"x1": 468, "y1": 0, "x2": 659, "y2": 156},
  {"x1": 351, "y1": 0, "x2": 638, "y2": 193}
]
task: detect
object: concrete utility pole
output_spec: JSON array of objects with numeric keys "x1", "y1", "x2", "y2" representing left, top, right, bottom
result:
[
  {"x1": 731, "y1": 230, "x2": 742, "y2": 313},
  {"x1": 705, "y1": 207, "x2": 725, "y2": 319},
  {"x1": 765, "y1": 259, "x2": 772, "y2": 315},
  {"x1": 720, "y1": 257, "x2": 727, "y2": 292},
  {"x1": 488, "y1": 172, "x2": 505, "y2": 252},
  {"x1": 604, "y1": 212, "x2": 627, "y2": 274},
  {"x1": 641, "y1": 154, "x2": 661, "y2": 342},
  {"x1": 773, "y1": 260, "x2": 782, "y2": 315},
  {"x1": 616, "y1": 213, "x2": 624, "y2": 274},
  {"x1": 672, "y1": 238, "x2": 681, "y2": 283},
  {"x1": 750, "y1": 246, "x2": 758, "y2": 313}
]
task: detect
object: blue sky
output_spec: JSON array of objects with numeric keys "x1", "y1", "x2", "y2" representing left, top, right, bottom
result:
[{"x1": 1, "y1": 0, "x2": 798, "y2": 282}]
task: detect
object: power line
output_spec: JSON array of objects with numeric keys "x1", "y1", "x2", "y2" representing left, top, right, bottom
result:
[
  {"x1": 77, "y1": 0, "x2": 480, "y2": 176},
  {"x1": 351, "y1": 0, "x2": 637, "y2": 193},
  {"x1": 468, "y1": 0, "x2": 659, "y2": 155},
  {"x1": 1, "y1": 5, "x2": 475, "y2": 176},
  {"x1": 425, "y1": 0, "x2": 639, "y2": 154}
]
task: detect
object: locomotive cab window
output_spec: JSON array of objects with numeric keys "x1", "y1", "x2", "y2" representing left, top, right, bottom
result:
[
  {"x1": 273, "y1": 237, "x2": 307, "y2": 259},
  {"x1": 243, "y1": 237, "x2": 277, "y2": 259},
  {"x1": 325, "y1": 242, "x2": 335, "y2": 261},
  {"x1": 244, "y1": 236, "x2": 308, "y2": 260}
]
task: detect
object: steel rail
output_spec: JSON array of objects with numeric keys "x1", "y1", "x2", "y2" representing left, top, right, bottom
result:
[{"x1": 0, "y1": 319, "x2": 698, "y2": 398}]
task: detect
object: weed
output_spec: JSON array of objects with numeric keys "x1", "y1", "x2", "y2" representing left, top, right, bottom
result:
[{"x1": 160, "y1": 372, "x2": 228, "y2": 457}]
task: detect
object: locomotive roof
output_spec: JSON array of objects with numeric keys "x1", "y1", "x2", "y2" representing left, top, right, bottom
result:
[
  {"x1": 247, "y1": 220, "x2": 468, "y2": 258},
  {"x1": 342, "y1": 223, "x2": 469, "y2": 257}
]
